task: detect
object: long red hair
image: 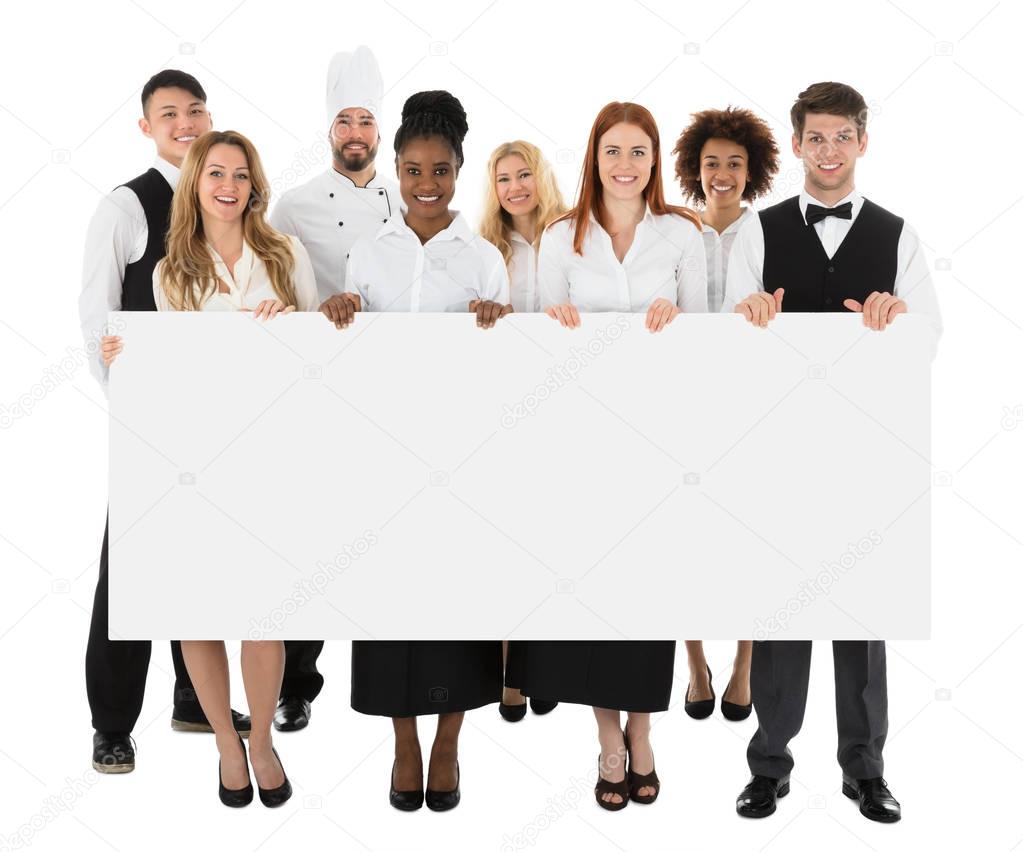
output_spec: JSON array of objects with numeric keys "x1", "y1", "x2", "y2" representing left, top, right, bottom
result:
[{"x1": 557, "y1": 101, "x2": 701, "y2": 255}]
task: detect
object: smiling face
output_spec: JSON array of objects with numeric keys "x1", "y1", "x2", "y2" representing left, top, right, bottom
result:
[
  {"x1": 330, "y1": 107, "x2": 380, "y2": 172},
  {"x1": 596, "y1": 122, "x2": 653, "y2": 204},
  {"x1": 793, "y1": 112, "x2": 866, "y2": 200},
  {"x1": 140, "y1": 86, "x2": 212, "y2": 168},
  {"x1": 699, "y1": 137, "x2": 748, "y2": 209},
  {"x1": 197, "y1": 142, "x2": 250, "y2": 225},
  {"x1": 397, "y1": 135, "x2": 457, "y2": 222},
  {"x1": 494, "y1": 153, "x2": 538, "y2": 218}
]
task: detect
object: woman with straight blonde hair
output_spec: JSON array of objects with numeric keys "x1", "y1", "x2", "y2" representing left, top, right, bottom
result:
[
  {"x1": 479, "y1": 140, "x2": 566, "y2": 314},
  {"x1": 101, "y1": 129, "x2": 316, "y2": 807}
]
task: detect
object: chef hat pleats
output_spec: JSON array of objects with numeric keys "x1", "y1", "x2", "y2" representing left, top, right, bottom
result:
[{"x1": 325, "y1": 46, "x2": 384, "y2": 127}]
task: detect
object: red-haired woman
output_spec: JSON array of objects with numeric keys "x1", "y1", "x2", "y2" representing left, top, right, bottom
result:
[
  {"x1": 671, "y1": 106, "x2": 779, "y2": 721},
  {"x1": 511, "y1": 102, "x2": 706, "y2": 812}
]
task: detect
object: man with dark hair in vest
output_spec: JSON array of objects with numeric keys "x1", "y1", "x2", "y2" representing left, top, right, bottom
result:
[
  {"x1": 723, "y1": 81, "x2": 941, "y2": 823},
  {"x1": 79, "y1": 69, "x2": 250, "y2": 773}
]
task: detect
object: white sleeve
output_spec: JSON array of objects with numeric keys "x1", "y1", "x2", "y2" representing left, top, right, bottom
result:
[
  {"x1": 79, "y1": 187, "x2": 145, "y2": 391},
  {"x1": 288, "y1": 236, "x2": 319, "y2": 311},
  {"x1": 676, "y1": 220, "x2": 708, "y2": 313},
  {"x1": 894, "y1": 223, "x2": 942, "y2": 339},
  {"x1": 343, "y1": 240, "x2": 370, "y2": 309},
  {"x1": 268, "y1": 192, "x2": 298, "y2": 239},
  {"x1": 481, "y1": 244, "x2": 511, "y2": 305},
  {"x1": 721, "y1": 212, "x2": 766, "y2": 312},
  {"x1": 537, "y1": 223, "x2": 572, "y2": 308}
]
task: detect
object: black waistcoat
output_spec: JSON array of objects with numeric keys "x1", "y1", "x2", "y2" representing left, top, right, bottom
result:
[{"x1": 118, "y1": 168, "x2": 173, "y2": 311}]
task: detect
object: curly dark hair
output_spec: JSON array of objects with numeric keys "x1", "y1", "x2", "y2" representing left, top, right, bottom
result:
[
  {"x1": 393, "y1": 90, "x2": 469, "y2": 168},
  {"x1": 672, "y1": 107, "x2": 779, "y2": 204}
]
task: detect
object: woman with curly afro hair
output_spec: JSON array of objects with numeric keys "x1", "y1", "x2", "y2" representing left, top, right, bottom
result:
[
  {"x1": 670, "y1": 107, "x2": 778, "y2": 724},
  {"x1": 672, "y1": 107, "x2": 779, "y2": 314}
]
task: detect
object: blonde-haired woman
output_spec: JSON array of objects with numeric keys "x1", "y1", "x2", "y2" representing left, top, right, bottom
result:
[
  {"x1": 479, "y1": 140, "x2": 567, "y2": 314},
  {"x1": 104, "y1": 129, "x2": 316, "y2": 806},
  {"x1": 480, "y1": 141, "x2": 566, "y2": 723}
]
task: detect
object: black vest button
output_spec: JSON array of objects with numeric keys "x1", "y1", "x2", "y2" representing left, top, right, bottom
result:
[
  {"x1": 825, "y1": 297, "x2": 833, "y2": 305},
  {"x1": 828, "y1": 265, "x2": 835, "y2": 273}
]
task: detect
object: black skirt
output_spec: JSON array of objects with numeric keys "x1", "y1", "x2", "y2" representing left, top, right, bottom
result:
[
  {"x1": 506, "y1": 641, "x2": 676, "y2": 713},
  {"x1": 351, "y1": 641, "x2": 503, "y2": 717}
]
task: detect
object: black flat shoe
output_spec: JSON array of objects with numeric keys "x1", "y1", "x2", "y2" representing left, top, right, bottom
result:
[
  {"x1": 219, "y1": 734, "x2": 254, "y2": 808},
  {"x1": 684, "y1": 664, "x2": 715, "y2": 720},
  {"x1": 736, "y1": 774, "x2": 789, "y2": 818},
  {"x1": 498, "y1": 700, "x2": 527, "y2": 722},
  {"x1": 389, "y1": 758, "x2": 424, "y2": 811},
  {"x1": 274, "y1": 697, "x2": 311, "y2": 732},
  {"x1": 720, "y1": 682, "x2": 753, "y2": 722},
  {"x1": 529, "y1": 698, "x2": 558, "y2": 715},
  {"x1": 594, "y1": 753, "x2": 629, "y2": 811},
  {"x1": 172, "y1": 706, "x2": 251, "y2": 737},
  {"x1": 257, "y1": 747, "x2": 292, "y2": 807},
  {"x1": 623, "y1": 724, "x2": 659, "y2": 804},
  {"x1": 425, "y1": 761, "x2": 460, "y2": 812},
  {"x1": 842, "y1": 776, "x2": 901, "y2": 823},
  {"x1": 92, "y1": 731, "x2": 135, "y2": 774}
]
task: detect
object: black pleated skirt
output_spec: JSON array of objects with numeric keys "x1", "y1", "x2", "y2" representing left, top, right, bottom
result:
[
  {"x1": 351, "y1": 641, "x2": 503, "y2": 717},
  {"x1": 505, "y1": 641, "x2": 676, "y2": 713}
]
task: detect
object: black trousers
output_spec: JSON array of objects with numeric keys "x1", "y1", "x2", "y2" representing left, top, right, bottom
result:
[
  {"x1": 282, "y1": 641, "x2": 325, "y2": 702},
  {"x1": 85, "y1": 520, "x2": 196, "y2": 732},
  {"x1": 747, "y1": 640, "x2": 888, "y2": 779}
]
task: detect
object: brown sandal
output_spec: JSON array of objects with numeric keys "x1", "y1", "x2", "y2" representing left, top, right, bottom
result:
[
  {"x1": 624, "y1": 725, "x2": 660, "y2": 804},
  {"x1": 594, "y1": 753, "x2": 629, "y2": 811}
]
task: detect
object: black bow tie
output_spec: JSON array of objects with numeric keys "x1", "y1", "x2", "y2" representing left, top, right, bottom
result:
[{"x1": 805, "y1": 201, "x2": 853, "y2": 226}]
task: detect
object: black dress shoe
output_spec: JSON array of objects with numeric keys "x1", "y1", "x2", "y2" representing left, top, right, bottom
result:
[
  {"x1": 498, "y1": 700, "x2": 527, "y2": 722},
  {"x1": 529, "y1": 698, "x2": 559, "y2": 715},
  {"x1": 425, "y1": 761, "x2": 460, "y2": 812},
  {"x1": 257, "y1": 747, "x2": 292, "y2": 808},
  {"x1": 219, "y1": 734, "x2": 254, "y2": 808},
  {"x1": 274, "y1": 697, "x2": 311, "y2": 732},
  {"x1": 171, "y1": 706, "x2": 252, "y2": 738},
  {"x1": 720, "y1": 688, "x2": 753, "y2": 722},
  {"x1": 736, "y1": 774, "x2": 790, "y2": 818},
  {"x1": 684, "y1": 664, "x2": 715, "y2": 720},
  {"x1": 92, "y1": 731, "x2": 135, "y2": 774},
  {"x1": 389, "y1": 759, "x2": 424, "y2": 811},
  {"x1": 842, "y1": 776, "x2": 901, "y2": 823}
]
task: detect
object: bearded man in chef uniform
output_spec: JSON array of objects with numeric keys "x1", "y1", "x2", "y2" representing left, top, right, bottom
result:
[
  {"x1": 267, "y1": 46, "x2": 399, "y2": 731},
  {"x1": 271, "y1": 46, "x2": 400, "y2": 320}
]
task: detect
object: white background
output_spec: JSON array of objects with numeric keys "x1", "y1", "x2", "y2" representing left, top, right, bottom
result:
[{"x1": 1, "y1": 0, "x2": 1021, "y2": 850}]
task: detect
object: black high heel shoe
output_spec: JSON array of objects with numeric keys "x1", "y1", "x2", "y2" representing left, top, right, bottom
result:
[
  {"x1": 498, "y1": 700, "x2": 527, "y2": 722},
  {"x1": 425, "y1": 760, "x2": 460, "y2": 811},
  {"x1": 219, "y1": 734, "x2": 254, "y2": 808},
  {"x1": 594, "y1": 752, "x2": 629, "y2": 811},
  {"x1": 390, "y1": 758, "x2": 425, "y2": 811},
  {"x1": 684, "y1": 664, "x2": 715, "y2": 720},
  {"x1": 623, "y1": 724, "x2": 660, "y2": 804},
  {"x1": 529, "y1": 698, "x2": 558, "y2": 715},
  {"x1": 256, "y1": 747, "x2": 292, "y2": 808}
]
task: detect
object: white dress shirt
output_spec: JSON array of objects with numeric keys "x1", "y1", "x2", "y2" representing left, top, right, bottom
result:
[
  {"x1": 538, "y1": 208, "x2": 708, "y2": 313},
  {"x1": 152, "y1": 234, "x2": 318, "y2": 312},
  {"x1": 344, "y1": 211, "x2": 509, "y2": 312},
  {"x1": 508, "y1": 230, "x2": 540, "y2": 313},
  {"x1": 701, "y1": 206, "x2": 754, "y2": 313},
  {"x1": 270, "y1": 168, "x2": 401, "y2": 304},
  {"x1": 79, "y1": 156, "x2": 180, "y2": 389},
  {"x1": 722, "y1": 189, "x2": 942, "y2": 333}
]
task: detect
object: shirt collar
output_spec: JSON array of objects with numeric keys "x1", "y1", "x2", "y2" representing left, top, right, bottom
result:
[
  {"x1": 377, "y1": 210, "x2": 472, "y2": 243},
  {"x1": 154, "y1": 156, "x2": 181, "y2": 191},
  {"x1": 588, "y1": 203, "x2": 656, "y2": 231},
  {"x1": 798, "y1": 188, "x2": 862, "y2": 224},
  {"x1": 326, "y1": 166, "x2": 384, "y2": 190},
  {"x1": 700, "y1": 205, "x2": 754, "y2": 235}
]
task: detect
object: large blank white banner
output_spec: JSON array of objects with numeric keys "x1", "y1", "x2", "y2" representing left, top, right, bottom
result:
[{"x1": 108, "y1": 312, "x2": 934, "y2": 640}]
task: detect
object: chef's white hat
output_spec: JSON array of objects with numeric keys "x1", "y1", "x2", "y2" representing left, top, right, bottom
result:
[{"x1": 325, "y1": 46, "x2": 384, "y2": 127}]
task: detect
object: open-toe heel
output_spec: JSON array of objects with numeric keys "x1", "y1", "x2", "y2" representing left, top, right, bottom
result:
[
  {"x1": 594, "y1": 753, "x2": 629, "y2": 811},
  {"x1": 624, "y1": 725, "x2": 660, "y2": 804}
]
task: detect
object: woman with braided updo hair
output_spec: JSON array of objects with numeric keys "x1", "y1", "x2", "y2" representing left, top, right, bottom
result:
[{"x1": 345, "y1": 90, "x2": 509, "y2": 813}]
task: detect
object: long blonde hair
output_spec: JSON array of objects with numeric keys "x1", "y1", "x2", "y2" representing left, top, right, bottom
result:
[
  {"x1": 159, "y1": 130, "x2": 297, "y2": 310},
  {"x1": 479, "y1": 140, "x2": 566, "y2": 265}
]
